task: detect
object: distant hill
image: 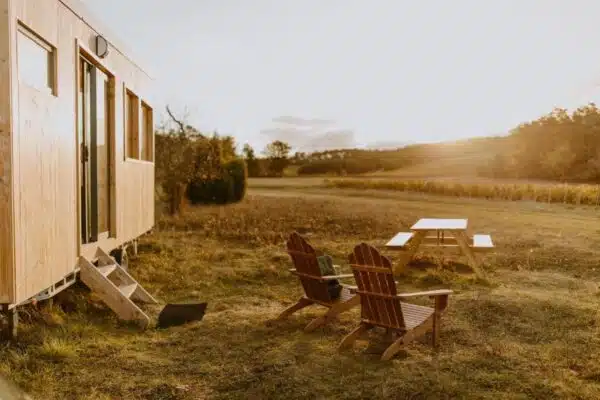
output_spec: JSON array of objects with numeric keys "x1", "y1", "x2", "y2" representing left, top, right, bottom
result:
[
  {"x1": 289, "y1": 135, "x2": 515, "y2": 178},
  {"x1": 266, "y1": 103, "x2": 600, "y2": 184},
  {"x1": 366, "y1": 136, "x2": 513, "y2": 179}
]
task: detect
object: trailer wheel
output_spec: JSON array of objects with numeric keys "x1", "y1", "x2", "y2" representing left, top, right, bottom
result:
[{"x1": 110, "y1": 247, "x2": 129, "y2": 272}]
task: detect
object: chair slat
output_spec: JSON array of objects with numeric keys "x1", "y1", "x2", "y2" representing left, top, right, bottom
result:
[
  {"x1": 349, "y1": 243, "x2": 405, "y2": 330},
  {"x1": 287, "y1": 232, "x2": 331, "y2": 304}
]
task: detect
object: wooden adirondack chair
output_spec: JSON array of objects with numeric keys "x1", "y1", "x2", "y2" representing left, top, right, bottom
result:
[
  {"x1": 339, "y1": 243, "x2": 453, "y2": 361},
  {"x1": 269, "y1": 232, "x2": 361, "y2": 332}
]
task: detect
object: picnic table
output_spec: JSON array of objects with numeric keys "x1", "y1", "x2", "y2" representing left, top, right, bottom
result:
[{"x1": 384, "y1": 218, "x2": 494, "y2": 278}]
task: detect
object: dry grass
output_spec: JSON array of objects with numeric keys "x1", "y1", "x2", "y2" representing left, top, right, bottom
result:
[
  {"x1": 325, "y1": 178, "x2": 600, "y2": 206},
  {"x1": 3, "y1": 186, "x2": 600, "y2": 399}
]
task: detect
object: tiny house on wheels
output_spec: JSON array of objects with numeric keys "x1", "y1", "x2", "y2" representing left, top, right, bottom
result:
[{"x1": 0, "y1": 0, "x2": 158, "y2": 337}]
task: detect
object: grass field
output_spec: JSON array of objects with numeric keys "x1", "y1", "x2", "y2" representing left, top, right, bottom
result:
[
  {"x1": 252, "y1": 176, "x2": 600, "y2": 206},
  {"x1": 3, "y1": 180, "x2": 600, "y2": 399}
]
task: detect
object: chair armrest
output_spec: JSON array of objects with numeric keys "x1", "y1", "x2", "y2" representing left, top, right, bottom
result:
[
  {"x1": 397, "y1": 289, "x2": 453, "y2": 312},
  {"x1": 396, "y1": 289, "x2": 453, "y2": 299},
  {"x1": 289, "y1": 269, "x2": 354, "y2": 281},
  {"x1": 322, "y1": 274, "x2": 354, "y2": 281}
]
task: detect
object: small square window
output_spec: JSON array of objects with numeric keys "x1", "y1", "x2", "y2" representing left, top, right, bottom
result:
[
  {"x1": 140, "y1": 102, "x2": 154, "y2": 162},
  {"x1": 17, "y1": 24, "x2": 56, "y2": 95},
  {"x1": 125, "y1": 89, "x2": 140, "y2": 159}
]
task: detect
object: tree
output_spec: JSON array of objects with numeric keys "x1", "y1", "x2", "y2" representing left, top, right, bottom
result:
[
  {"x1": 264, "y1": 140, "x2": 291, "y2": 176},
  {"x1": 543, "y1": 144, "x2": 576, "y2": 182},
  {"x1": 242, "y1": 143, "x2": 260, "y2": 177},
  {"x1": 155, "y1": 106, "x2": 220, "y2": 215},
  {"x1": 217, "y1": 133, "x2": 237, "y2": 160}
]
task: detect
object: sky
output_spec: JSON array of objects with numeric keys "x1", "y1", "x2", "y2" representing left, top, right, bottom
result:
[{"x1": 81, "y1": 0, "x2": 600, "y2": 153}]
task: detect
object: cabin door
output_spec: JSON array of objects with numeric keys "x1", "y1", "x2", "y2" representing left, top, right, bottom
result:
[{"x1": 78, "y1": 56, "x2": 112, "y2": 245}]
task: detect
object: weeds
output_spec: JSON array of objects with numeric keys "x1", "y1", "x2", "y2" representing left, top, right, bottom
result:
[
  {"x1": 2, "y1": 190, "x2": 600, "y2": 399},
  {"x1": 324, "y1": 178, "x2": 600, "y2": 206}
]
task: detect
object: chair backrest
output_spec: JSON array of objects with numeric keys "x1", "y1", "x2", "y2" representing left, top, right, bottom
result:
[
  {"x1": 349, "y1": 243, "x2": 405, "y2": 330},
  {"x1": 286, "y1": 232, "x2": 333, "y2": 304}
]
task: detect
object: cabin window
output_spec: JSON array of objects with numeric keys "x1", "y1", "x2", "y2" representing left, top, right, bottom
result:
[
  {"x1": 16, "y1": 24, "x2": 56, "y2": 95},
  {"x1": 125, "y1": 89, "x2": 140, "y2": 159},
  {"x1": 140, "y1": 102, "x2": 154, "y2": 162}
]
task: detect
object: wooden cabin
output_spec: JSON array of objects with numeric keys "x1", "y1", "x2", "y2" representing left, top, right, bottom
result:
[{"x1": 0, "y1": 0, "x2": 156, "y2": 334}]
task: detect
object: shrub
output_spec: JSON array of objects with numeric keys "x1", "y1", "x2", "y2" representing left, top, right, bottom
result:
[
  {"x1": 225, "y1": 158, "x2": 248, "y2": 203},
  {"x1": 187, "y1": 158, "x2": 248, "y2": 205}
]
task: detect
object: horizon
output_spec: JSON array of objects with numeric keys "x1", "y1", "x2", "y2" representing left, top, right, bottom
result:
[{"x1": 81, "y1": 0, "x2": 600, "y2": 153}]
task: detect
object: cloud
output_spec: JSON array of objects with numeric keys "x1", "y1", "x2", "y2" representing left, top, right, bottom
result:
[
  {"x1": 260, "y1": 117, "x2": 356, "y2": 152},
  {"x1": 296, "y1": 129, "x2": 356, "y2": 152},
  {"x1": 271, "y1": 116, "x2": 335, "y2": 126},
  {"x1": 364, "y1": 140, "x2": 411, "y2": 150}
]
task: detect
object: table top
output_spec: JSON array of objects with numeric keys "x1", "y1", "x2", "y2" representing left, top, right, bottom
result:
[{"x1": 410, "y1": 218, "x2": 468, "y2": 231}]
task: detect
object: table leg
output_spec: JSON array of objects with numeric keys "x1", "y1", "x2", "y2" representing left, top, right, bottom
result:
[
  {"x1": 394, "y1": 230, "x2": 427, "y2": 274},
  {"x1": 455, "y1": 231, "x2": 485, "y2": 278}
]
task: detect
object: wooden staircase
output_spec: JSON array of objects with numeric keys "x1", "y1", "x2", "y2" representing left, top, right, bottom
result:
[{"x1": 79, "y1": 248, "x2": 158, "y2": 328}]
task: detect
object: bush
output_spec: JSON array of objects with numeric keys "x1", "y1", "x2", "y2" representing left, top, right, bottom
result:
[
  {"x1": 187, "y1": 158, "x2": 248, "y2": 205},
  {"x1": 224, "y1": 158, "x2": 248, "y2": 202}
]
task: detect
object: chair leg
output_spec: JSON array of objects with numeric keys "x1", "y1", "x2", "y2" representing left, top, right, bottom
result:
[
  {"x1": 338, "y1": 323, "x2": 372, "y2": 351},
  {"x1": 432, "y1": 295, "x2": 447, "y2": 347},
  {"x1": 432, "y1": 312, "x2": 441, "y2": 348},
  {"x1": 304, "y1": 295, "x2": 360, "y2": 332},
  {"x1": 381, "y1": 335, "x2": 408, "y2": 361},
  {"x1": 381, "y1": 319, "x2": 431, "y2": 361},
  {"x1": 267, "y1": 297, "x2": 313, "y2": 325},
  {"x1": 304, "y1": 315, "x2": 328, "y2": 332},
  {"x1": 383, "y1": 328, "x2": 396, "y2": 344}
]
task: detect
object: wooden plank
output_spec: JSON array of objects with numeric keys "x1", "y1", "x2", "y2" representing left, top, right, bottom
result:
[
  {"x1": 397, "y1": 289, "x2": 453, "y2": 298},
  {"x1": 118, "y1": 283, "x2": 137, "y2": 299},
  {"x1": 0, "y1": 0, "x2": 15, "y2": 304},
  {"x1": 96, "y1": 264, "x2": 116, "y2": 277},
  {"x1": 287, "y1": 232, "x2": 331, "y2": 304},
  {"x1": 422, "y1": 236, "x2": 458, "y2": 246},
  {"x1": 385, "y1": 232, "x2": 413, "y2": 249},
  {"x1": 96, "y1": 247, "x2": 156, "y2": 303},
  {"x1": 130, "y1": 281, "x2": 158, "y2": 304},
  {"x1": 472, "y1": 234, "x2": 494, "y2": 249},
  {"x1": 410, "y1": 218, "x2": 468, "y2": 231},
  {"x1": 350, "y1": 243, "x2": 404, "y2": 330},
  {"x1": 393, "y1": 230, "x2": 426, "y2": 274},
  {"x1": 455, "y1": 231, "x2": 485, "y2": 278},
  {"x1": 79, "y1": 256, "x2": 149, "y2": 327}
]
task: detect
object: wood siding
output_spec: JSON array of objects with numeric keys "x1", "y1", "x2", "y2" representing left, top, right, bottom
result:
[
  {"x1": 0, "y1": 0, "x2": 15, "y2": 303},
  {"x1": 9, "y1": 0, "x2": 155, "y2": 304}
]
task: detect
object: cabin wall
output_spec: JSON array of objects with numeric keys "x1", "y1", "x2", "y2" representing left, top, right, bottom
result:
[
  {"x1": 12, "y1": 0, "x2": 155, "y2": 304},
  {"x1": 0, "y1": 0, "x2": 15, "y2": 303}
]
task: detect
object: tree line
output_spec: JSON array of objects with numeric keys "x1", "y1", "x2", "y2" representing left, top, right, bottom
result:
[
  {"x1": 479, "y1": 103, "x2": 600, "y2": 182},
  {"x1": 242, "y1": 102, "x2": 600, "y2": 183},
  {"x1": 155, "y1": 102, "x2": 600, "y2": 216}
]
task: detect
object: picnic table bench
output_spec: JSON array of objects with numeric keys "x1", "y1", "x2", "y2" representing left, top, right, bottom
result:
[{"x1": 384, "y1": 218, "x2": 494, "y2": 277}]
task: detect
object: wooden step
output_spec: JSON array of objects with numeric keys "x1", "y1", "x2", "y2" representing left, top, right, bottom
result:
[
  {"x1": 79, "y1": 247, "x2": 158, "y2": 329},
  {"x1": 97, "y1": 264, "x2": 117, "y2": 277},
  {"x1": 119, "y1": 283, "x2": 138, "y2": 299}
]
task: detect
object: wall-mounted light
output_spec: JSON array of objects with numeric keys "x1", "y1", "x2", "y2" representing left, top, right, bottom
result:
[{"x1": 96, "y1": 35, "x2": 109, "y2": 58}]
